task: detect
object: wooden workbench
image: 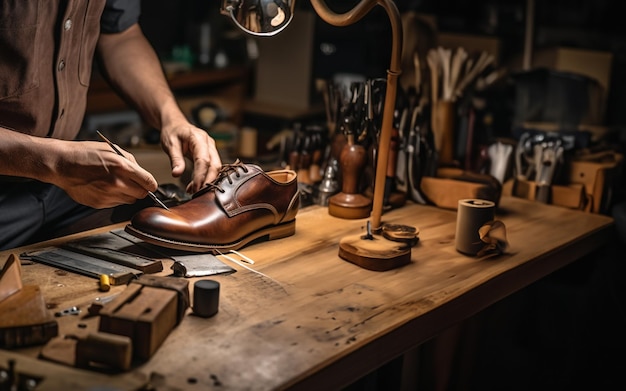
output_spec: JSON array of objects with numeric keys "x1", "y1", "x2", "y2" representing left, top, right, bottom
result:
[{"x1": 0, "y1": 196, "x2": 615, "y2": 390}]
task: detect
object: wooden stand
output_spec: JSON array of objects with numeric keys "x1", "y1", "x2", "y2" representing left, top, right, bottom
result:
[{"x1": 328, "y1": 136, "x2": 372, "y2": 219}]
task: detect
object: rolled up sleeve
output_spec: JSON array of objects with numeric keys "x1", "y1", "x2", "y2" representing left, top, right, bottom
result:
[{"x1": 100, "y1": 0, "x2": 141, "y2": 33}]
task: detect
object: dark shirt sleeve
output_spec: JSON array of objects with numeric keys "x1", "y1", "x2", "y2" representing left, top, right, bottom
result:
[{"x1": 100, "y1": 0, "x2": 141, "y2": 33}]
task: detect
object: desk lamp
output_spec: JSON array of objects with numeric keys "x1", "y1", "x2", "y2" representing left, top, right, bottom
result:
[{"x1": 221, "y1": 0, "x2": 411, "y2": 270}]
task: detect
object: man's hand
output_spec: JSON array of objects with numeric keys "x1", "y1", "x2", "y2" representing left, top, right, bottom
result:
[
  {"x1": 96, "y1": 24, "x2": 222, "y2": 194},
  {"x1": 160, "y1": 122, "x2": 222, "y2": 194},
  {"x1": 51, "y1": 140, "x2": 159, "y2": 208},
  {"x1": 0, "y1": 130, "x2": 158, "y2": 209}
]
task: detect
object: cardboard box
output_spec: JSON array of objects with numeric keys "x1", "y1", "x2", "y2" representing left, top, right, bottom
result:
[{"x1": 532, "y1": 47, "x2": 613, "y2": 124}]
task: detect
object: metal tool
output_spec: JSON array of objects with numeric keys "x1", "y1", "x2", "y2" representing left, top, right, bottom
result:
[
  {"x1": 515, "y1": 132, "x2": 532, "y2": 180},
  {"x1": 54, "y1": 306, "x2": 80, "y2": 317},
  {"x1": 487, "y1": 141, "x2": 513, "y2": 184},
  {"x1": 88, "y1": 293, "x2": 120, "y2": 316},
  {"x1": 96, "y1": 130, "x2": 170, "y2": 210},
  {"x1": 111, "y1": 229, "x2": 236, "y2": 278},
  {"x1": 62, "y1": 232, "x2": 163, "y2": 273},
  {"x1": 534, "y1": 140, "x2": 564, "y2": 203},
  {"x1": 22, "y1": 247, "x2": 141, "y2": 285},
  {"x1": 170, "y1": 253, "x2": 236, "y2": 278},
  {"x1": 405, "y1": 104, "x2": 427, "y2": 204}
]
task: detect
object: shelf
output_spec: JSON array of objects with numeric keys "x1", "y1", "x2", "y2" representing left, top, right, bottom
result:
[{"x1": 86, "y1": 66, "x2": 251, "y2": 114}]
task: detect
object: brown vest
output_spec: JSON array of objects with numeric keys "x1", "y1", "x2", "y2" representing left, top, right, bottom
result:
[{"x1": 0, "y1": 0, "x2": 105, "y2": 140}]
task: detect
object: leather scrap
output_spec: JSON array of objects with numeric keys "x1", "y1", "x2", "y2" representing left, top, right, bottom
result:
[{"x1": 476, "y1": 220, "x2": 509, "y2": 257}]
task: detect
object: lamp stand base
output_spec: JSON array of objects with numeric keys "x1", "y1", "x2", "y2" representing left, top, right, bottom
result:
[{"x1": 338, "y1": 233, "x2": 411, "y2": 271}]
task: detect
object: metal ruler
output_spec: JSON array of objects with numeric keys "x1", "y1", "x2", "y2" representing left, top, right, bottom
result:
[
  {"x1": 62, "y1": 232, "x2": 163, "y2": 273},
  {"x1": 22, "y1": 248, "x2": 141, "y2": 285}
]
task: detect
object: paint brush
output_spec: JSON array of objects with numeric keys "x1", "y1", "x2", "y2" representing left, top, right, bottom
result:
[{"x1": 96, "y1": 130, "x2": 170, "y2": 210}]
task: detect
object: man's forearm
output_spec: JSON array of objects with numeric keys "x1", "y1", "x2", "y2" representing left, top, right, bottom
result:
[
  {"x1": 0, "y1": 127, "x2": 60, "y2": 181},
  {"x1": 95, "y1": 24, "x2": 187, "y2": 130}
]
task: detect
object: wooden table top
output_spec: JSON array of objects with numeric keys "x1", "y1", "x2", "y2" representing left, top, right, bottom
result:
[{"x1": 0, "y1": 196, "x2": 615, "y2": 390}]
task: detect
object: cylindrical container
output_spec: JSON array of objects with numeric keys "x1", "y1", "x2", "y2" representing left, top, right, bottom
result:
[
  {"x1": 193, "y1": 280, "x2": 220, "y2": 318},
  {"x1": 455, "y1": 199, "x2": 496, "y2": 255},
  {"x1": 238, "y1": 127, "x2": 258, "y2": 159}
]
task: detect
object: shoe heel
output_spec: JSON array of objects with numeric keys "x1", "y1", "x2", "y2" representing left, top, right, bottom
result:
[{"x1": 268, "y1": 220, "x2": 296, "y2": 240}]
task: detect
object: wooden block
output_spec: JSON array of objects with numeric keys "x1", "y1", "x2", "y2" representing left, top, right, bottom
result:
[
  {"x1": 505, "y1": 178, "x2": 589, "y2": 211},
  {"x1": 131, "y1": 275, "x2": 190, "y2": 324},
  {"x1": 76, "y1": 332, "x2": 133, "y2": 371},
  {"x1": 0, "y1": 285, "x2": 58, "y2": 348},
  {"x1": 40, "y1": 336, "x2": 77, "y2": 367},
  {"x1": 42, "y1": 334, "x2": 138, "y2": 371},
  {"x1": 0, "y1": 253, "x2": 22, "y2": 303},
  {"x1": 99, "y1": 284, "x2": 178, "y2": 361}
]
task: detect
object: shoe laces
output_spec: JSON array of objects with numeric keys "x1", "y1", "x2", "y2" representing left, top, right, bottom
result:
[{"x1": 193, "y1": 159, "x2": 249, "y2": 198}]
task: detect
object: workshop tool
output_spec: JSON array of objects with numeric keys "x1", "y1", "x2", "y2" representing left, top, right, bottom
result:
[
  {"x1": 534, "y1": 140, "x2": 564, "y2": 203},
  {"x1": 170, "y1": 253, "x2": 236, "y2": 278},
  {"x1": 96, "y1": 130, "x2": 169, "y2": 211},
  {"x1": 405, "y1": 102, "x2": 429, "y2": 204},
  {"x1": 111, "y1": 229, "x2": 236, "y2": 277},
  {"x1": 317, "y1": 162, "x2": 340, "y2": 206},
  {"x1": 22, "y1": 247, "x2": 141, "y2": 285},
  {"x1": 515, "y1": 132, "x2": 533, "y2": 180},
  {"x1": 54, "y1": 306, "x2": 81, "y2": 317},
  {"x1": 62, "y1": 231, "x2": 163, "y2": 273},
  {"x1": 384, "y1": 106, "x2": 408, "y2": 208},
  {"x1": 0, "y1": 254, "x2": 58, "y2": 349},
  {"x1": 308, "y1": 128, "x2": 324, "y2": 183},
  {"x1": 487, "y1": 141, "x2": 513, "y2": 184},
  {"x1": 297, "y1": 132, "x2": 313, "y2": 185},
  {"x1": 327, "y1": 116, "x2": 373, "y2": 219},
  {"x1": 395, "y1": 116, "x2": 409, "y2": 195},
  {"x1": 87, "y1": 293, "x2": 120, "y2": 316}
]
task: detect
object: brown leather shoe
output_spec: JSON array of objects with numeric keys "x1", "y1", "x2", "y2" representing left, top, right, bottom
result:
[{"x1": 125, "y1": 160, "x2": 300, "y2": 252}]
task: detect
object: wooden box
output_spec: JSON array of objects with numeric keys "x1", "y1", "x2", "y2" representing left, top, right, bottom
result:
[
  {"x1": 503, "y1": 178, "x2": 590, "y2": 212},
  {"x1": 568, "y1": 152, "x2": 623, "y2": 214}
]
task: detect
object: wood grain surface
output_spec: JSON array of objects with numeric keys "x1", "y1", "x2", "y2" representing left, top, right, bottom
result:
[{"x1": 0, "y1": 196, "x2": 614, "y2": 390}]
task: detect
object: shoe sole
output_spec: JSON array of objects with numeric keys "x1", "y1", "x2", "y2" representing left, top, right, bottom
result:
[{"x1": 124, "y1": 220, "x2": 296, "y2": 253}]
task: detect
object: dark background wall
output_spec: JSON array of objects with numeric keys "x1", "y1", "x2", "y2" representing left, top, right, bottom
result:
[{"x1": 137, "y1": 0, "x2": 626, "y2": 126}]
